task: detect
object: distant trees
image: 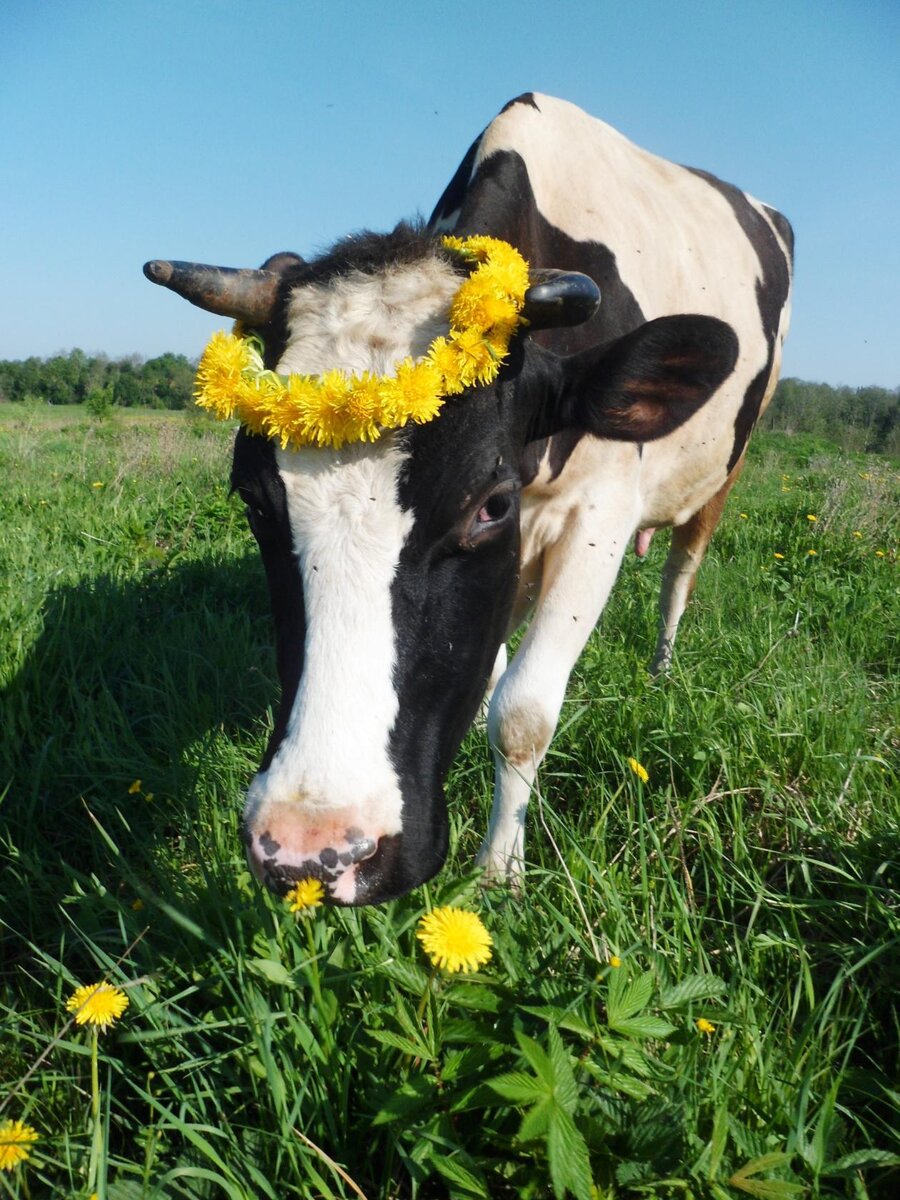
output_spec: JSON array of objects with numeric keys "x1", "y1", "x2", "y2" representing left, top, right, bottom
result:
[
  {"x1": 0, "y1": 351, "x2": 897, "y2": 455},
  {"x1": 0, "y1": 349, "x2": 195, "y2": 410},
  {"x1": 761, "y1": 378, "x2": 900, "y2": 455}
]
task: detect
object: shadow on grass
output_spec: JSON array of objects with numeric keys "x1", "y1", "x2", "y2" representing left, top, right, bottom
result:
[{"x1": 0, "y1": 555, "x2": 277, "y2": 947}]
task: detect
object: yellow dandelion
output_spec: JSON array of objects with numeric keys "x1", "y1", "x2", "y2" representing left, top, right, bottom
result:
[
  {"x1": 852, "y1": 531, "x2": 862, "y2": 538},
  {"x1": 91, "y1": 481, "x2": 104, "y2": 489},
  {"x1": 299, "y1": 370, "x2": 355, "y2": 448},
  {"x1": 285, "y1": 878, "x2": 325, "y2": 912},
  {"x1": 739, "y1": 513, "x2": 748, "y2": 519},
  {"x1": 773, "y1": 552, "x2": 785, "y2": 559},
  {"x1": 807, "y1": 549, "x2": 817, "y2": 556},
  {"x1": 66, "y1": 982, "x2": 129, "y2": 1030},
  {"x1": 806, "y1": 514, "x2": 817, "y2": 522},
  {"x1": 128, "y1": 779, "x2": 142, "y2": 794},
  {"x1": 609, "y1": 955, "x2": 622, "y2": 968},
  {"x1": 875, "y1": 550, "x2": 885, "y2": 557},
  {"x1": 343, "y1": 374, "x2": 386, "y2": 442},
  {"x1": 627, "y1": 757, "x2": 649, "y2": 783},
  {"x1": 428, "y1": 336, "x2": 467, "y2": 394},
  {"x1": 450, "y1": 277, "x2": 519, "y2": 334},
  {"x1": 417, "y1": 906, "x2": 492, "y2": 973},
  {"x1": 448, "y1": 327, "x2": 498, "y2": 388},
  {"x1": 696, "y1": 1018, "x2": 716, "y2": 1034},
  {"x1": 194, "y1": 329, "x2": 253, "y2": 420},
  {"x1": 0, "y1": 1120, "x2": 39, "y2": 1171},
  {"x1": 391, "y1": 358, "x2": 445, "y2": 425}
]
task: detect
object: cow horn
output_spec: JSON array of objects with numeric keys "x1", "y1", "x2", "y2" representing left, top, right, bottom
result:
[
  {"x1": 142, "y1": 260, "x2": 284, "y2": 325},
  {"x1": 522, "y1": 269, "x2": 601, "y2": 330}
]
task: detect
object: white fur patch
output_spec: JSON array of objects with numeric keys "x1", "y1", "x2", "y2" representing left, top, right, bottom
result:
[
  {"x1": 245, "y1": 439, "x2": 413, "y2": 833},
  {"x1": 279, "y1": 257, "x2": 459, "y2": 377}
]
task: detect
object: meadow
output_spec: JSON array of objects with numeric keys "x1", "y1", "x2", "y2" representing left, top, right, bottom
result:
[{"x1": 0, "y1": 401, "x2": 897, "y2": 1199}]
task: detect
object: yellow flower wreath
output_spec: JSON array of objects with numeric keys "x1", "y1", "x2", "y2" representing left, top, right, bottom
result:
[{"x1": 193, "y1": 236, "x2": 530, "y2": 450}]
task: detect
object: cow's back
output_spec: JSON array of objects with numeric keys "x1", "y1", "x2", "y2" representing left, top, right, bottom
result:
[{"x1": 431, "y1": 92, "x2": 793, "y2": 518}]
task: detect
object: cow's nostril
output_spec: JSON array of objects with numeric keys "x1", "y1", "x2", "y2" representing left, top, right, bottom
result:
[{"x1": 350, "y1": 837, "x2": 377, "y2": 863}]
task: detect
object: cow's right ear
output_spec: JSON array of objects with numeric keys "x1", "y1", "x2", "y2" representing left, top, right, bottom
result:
[{"x1": 553, "y1": 315, "x2": 739, "y2": 443}]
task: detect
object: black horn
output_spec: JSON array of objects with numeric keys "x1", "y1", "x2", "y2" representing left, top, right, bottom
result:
[
  {"x1": 522, "y1": 269, "x2": 601, "y2": 330},
  {"x1": 142, "y1": 260, "x2": 290, "y2": 325}
]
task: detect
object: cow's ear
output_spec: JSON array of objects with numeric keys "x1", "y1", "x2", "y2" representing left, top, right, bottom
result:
[{"x1": 559, "y1": 315, "x2": 738, "y2": 442}]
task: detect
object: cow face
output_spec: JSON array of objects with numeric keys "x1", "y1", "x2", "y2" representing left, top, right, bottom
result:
[{"x1": 146, "y1": 228, "x2": 737, "y2": 905}]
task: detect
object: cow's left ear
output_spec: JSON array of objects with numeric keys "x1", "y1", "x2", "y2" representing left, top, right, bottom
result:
[{"x1": 555, "y1": 315, "x2": 739, "y2": 442}]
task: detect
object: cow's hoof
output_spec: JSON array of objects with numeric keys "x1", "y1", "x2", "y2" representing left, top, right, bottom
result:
[{"x1": 475, "y1": 849, "x2": 525, "y2": 893}]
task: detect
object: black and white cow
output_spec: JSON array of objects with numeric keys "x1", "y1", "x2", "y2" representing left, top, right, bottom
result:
[{"x1": 145, "y1": 93, "x2": 793, "y2": 905}]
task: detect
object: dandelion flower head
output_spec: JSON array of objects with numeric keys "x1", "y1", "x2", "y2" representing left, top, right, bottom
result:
[
  {"x1": 627, "y1": 757, "x2": 649, "y2": 783},
  {"x1": 66, "y1": 982, "x2": 129, "y2": 1030},
  {"x1": 0, "y1": 1120, "x2": 38, "y2": 1171},
  {"x1": 696, "y1": 1018, "x2": 716, "y2": 1034},
  {"x1": 285, "y1": 878, "x2": 325, "y2": 912},
  {"x1": 417, "y1": 906, "x2": 492, "y2": 973}
]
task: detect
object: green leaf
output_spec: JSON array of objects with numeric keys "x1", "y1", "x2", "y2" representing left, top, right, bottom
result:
[
  {"x1": 547, "y1": 1107, "x2": 593, "y2": 1200},
  {"x1": 487, "y1": 1070, "x2": 547, "y2": 1105},
  {"x1": 394, "y1": 997, "x2": 437, "y2": 1057},
  {"x1": 371, "y1": 1076, "x2": 436, "y2": 1126},
  {"x1": 245, "y1": 957, "x2": 293, "y2": 987},
  {"x1": 608, "y1": 1014, "x2": 676, "y2": 1039},
  {"x1": 443, "y1": 983, "x2": 503, "y2": 1012},
  {"x1": 368, "y1": 1028, "x2": 434, "y2": 1059},
  {"x1": 376, "y1": 958, "x2": 430, "y2": 994},
  {"x1": 520, "y1": 1003, "x2": 595, "y2": 1040},
  {"x1": 430, "y1": 1151, "x2": 490, "y2": 1197},
  {"x1": 708, "y1": 1102, "x2": 729, "y2": 1180},
  {"x1": 658, "y1": 974, "x2": 727, "y2": 1009},
  {"x1": 606, "y1": 969, "x2": 654, "y2": 1024},
  {"x1": 518, "y1": 1096, "x2": 553, "y2": 1143},
  {"x1": 732, "y1": 1152, "x2": 795, "y2": 1180},
  {"x1": 515, "y1": 1030, "x2": 557, "y2": 1090},
  {"x1": 730, "y1": 1153, "x2": 805, "y2": 1199},
  {"x1": 825, "y1": 1148, "x2": 900, "y2": 1174},
  {"x1": 547, "y1": 1023, "x2": 579, "y2": 1113}
]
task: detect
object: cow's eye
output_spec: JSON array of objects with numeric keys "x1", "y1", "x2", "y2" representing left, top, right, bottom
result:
[
  {"x1": 476, "y1": 492, "x2": 513, "y2": 525},
  {"x1": 464, "y1": 484, "x2": 517, "y2": 547}
]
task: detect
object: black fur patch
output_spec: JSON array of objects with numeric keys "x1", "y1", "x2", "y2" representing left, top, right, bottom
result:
[{"x1": 688, "y1": 169, "x2": 794, "y2": 471}]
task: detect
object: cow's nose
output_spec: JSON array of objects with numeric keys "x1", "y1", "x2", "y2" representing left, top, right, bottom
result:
[{"x1": 244, "y1": 821, "x2": 379, "y2": 901}]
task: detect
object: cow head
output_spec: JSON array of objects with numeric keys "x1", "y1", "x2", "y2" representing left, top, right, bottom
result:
[{"x1": 144, "y1": 224, "x2": 737, "y2": 904}]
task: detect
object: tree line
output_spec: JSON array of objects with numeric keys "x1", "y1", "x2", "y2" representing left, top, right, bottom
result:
[
  {"x1": 0, "y1": 349, "x2": 195, "y2": 412},
  {"x1": 759, "y1": 377, "x2": 899, "y2": 455},
  {"x1": 0, "y1": 349, "x2": 897, "y2": 454}
]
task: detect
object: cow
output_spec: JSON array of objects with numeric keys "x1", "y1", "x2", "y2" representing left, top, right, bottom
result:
[{"x1": 144, "y1": 93, "x2": 793, "y2": 905}]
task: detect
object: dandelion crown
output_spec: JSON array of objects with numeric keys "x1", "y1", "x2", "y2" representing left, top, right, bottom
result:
[{"x1": 194, "y1": 236, "x2": 530, "y2": 452}]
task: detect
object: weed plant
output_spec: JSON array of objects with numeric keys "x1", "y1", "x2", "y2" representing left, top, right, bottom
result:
[{"x1": 0, "y1": 405, "x2": 897, "y2": 1198}]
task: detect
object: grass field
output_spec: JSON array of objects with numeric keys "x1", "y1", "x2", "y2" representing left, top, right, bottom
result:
[{"x1": 1, "y1": 401, "x2": 897, "y2": 1199}]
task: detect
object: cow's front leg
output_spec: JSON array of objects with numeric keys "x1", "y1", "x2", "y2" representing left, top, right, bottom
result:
[{"x1": 476, "y1": 507, "x2": 634, "y2": 882}]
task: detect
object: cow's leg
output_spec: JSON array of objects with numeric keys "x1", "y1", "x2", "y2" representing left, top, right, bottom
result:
[
  {"x1": 481, "y1": 643, "x2": 508, "y2": 716},
  {"x1": 649, "y1": 453, "x2": 746, "y2": 675},
  {"x1": 477, "y1": 504, "x2": 636, "y2": 881}
]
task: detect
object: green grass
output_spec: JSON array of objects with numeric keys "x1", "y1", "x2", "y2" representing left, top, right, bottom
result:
[{"x1": 1, "y1": 404, "x2": 898, "y2": 1199}]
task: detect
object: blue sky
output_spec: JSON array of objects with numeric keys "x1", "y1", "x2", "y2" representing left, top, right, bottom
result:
[{"x1": 2, "y1": 0, "x2": 898, "y2": 387}]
